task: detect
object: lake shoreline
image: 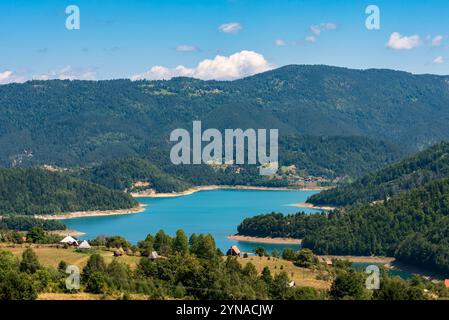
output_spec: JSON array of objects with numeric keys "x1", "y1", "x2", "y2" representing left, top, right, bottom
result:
[
  {"x1": 47, "y1": 229, "x2": 86, "y2": 237},
  {"x1": 34, "y1": 204, "x2": 146, "y2": 220},
  {"x1": 132, "y1": 185, "x2": 326, "y2": 198},
  {"x1": 289, "y1": 202, "x2": 336, "y2": 211},
  {"x1": 34, "y1": 186, "x2": 325, "y2": 221},
  {"x1": 228, "y1": 234, "x2": 303, "y2": 245},
  {"x1": 318, "y1": 255, "x2": 394, "y2": 264}
]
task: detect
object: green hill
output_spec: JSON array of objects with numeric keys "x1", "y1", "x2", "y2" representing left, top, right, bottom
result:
[
  {"x1": 303, "y1": 177, "x2": 449, "y2": 275},
  {"x1": 307, "y1": 141, "x2": 449, "y2": 206},
  {"x1": 238, "y1": 176, "x2": 449, "y2": 276},
  {"x1": 2, "y1": 65, "x2": 449, "y2": 180},
  {"x1": 0, "y1": 168, "x2": 138, "y2": 216},
  {"x1": 75, "y1": 157, "x2": 191, "y2": 193}
]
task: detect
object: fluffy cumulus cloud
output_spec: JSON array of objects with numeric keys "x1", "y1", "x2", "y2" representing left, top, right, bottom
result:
[
  {"x1": 0, "y1": 70, "x2": 14, "y2": 84},
  {"x1": 132, "y1": 50, "x2": 273, "y2": 81},
  {"x1": 387, "y1": 32, "x2": 421, "y2": 50},
  {"x1": 433, "y1": 56, "x2": 445, "y2": 64},
  {"x1": 219, "y1": 22, "x2": 242, "y2": 34}
]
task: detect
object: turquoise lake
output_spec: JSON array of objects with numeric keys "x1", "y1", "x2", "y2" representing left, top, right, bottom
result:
[{"x1": 65, "y1": 189, "x2": 320, "y2": 253}]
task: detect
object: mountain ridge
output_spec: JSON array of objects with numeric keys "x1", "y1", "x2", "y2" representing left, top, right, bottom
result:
[{"x1": 2, "y1": 64, "x2": 449, "y2": 177}]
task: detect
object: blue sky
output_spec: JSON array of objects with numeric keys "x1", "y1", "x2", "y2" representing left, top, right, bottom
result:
[{"x1": 1, "y1": 0, "x2": 448, "y2": 83}]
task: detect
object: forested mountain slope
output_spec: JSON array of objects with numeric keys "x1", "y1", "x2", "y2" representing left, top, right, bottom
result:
[
  {"x1": 238, "y1": 176, "x2": 449, "y2": 275},
  {"x1": 1, "y1": 65, "x2": 448, "y2": 178},
  {"x1": 75, "y1": 157, "x2": 191, "y2": 193},
  {"x1": 307, "y1": 142, "x2": 449, "y2": 206},
  {"x1": 0, "y1": 168, "x2": 138, "y2": 215},
  {"x1": 303, "y1": 177, "x2": 449, "y2": 275}
]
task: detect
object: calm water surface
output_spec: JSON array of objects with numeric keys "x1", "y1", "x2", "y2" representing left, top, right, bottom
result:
[{"x1": 65, "y1": 189, "x2": 320, "y2": 253}]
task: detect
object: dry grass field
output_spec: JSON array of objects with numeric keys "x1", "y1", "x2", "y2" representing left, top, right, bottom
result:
[
  {"x1": 0, "y1": 244, "x2": 141, "y2": 269},
  {"x1": 37, "y1": 292, "x2": 149, "y2": 300},
  {"x1": 235, "y1": 256, "x2": 331, "y2": 290}
]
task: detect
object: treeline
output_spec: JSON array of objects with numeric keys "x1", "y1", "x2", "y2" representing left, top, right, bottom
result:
[
  {"x1": 0, "y1": 168, "x2": 138, "y2": 215},
  {"x1": 238, "y1": 212, "x2": 328, "y2": 239},
  {"x1": 2, "y1": 230, "x2": 445, "y2": 300},
  {"x1": 238, "y1": 177, "x2": 449, "y2": 276},
  {"x1": 75, "y1": 157, "x2": 191, "y2": 193},
  {"x1": 0, "y1": 216, "x2": 66, "y2": 231},
  {"x1": 307, "y1": 141, "x2": 449, "y2": 207},
  {"x1": 0, "y1": 230, "x2": 324, "y2": 300}
]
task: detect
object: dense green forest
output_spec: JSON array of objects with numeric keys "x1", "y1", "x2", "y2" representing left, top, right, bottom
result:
[
  {"x1": 0, "y1": 216, "x2": 66, "y2": 231},
  {"x1": 0, "y1": 168, "x2": 138, "y2": 215},
  {"x1": 279, "y1": 135, "x2": 402, "y2": 178},
  {"x1": 308, "y1": 141, "x2": 449, "y2": 206},
  {"x1": 238, "y1": 176, "x2": 449, "y2": 276},
  {"x1": 75, "y1": 157, "x2": 295, "y2": 191},
  {"x1": 3, "y1": 65, "x2": 449, "y2": 181},
  {"x1": 75, "y1": 157, "x2": 191, "y2": 193}
]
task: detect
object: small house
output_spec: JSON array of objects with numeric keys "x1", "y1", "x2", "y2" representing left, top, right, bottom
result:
[
  {"x1": 60, "y1": 236, "x2": 78, "y2": 246},
  {"x1": 149, "y1": 251, "x2": 159, "y2": 260},
  {"x1": 78, "y1": 240, "x2": 91, "y2": 249},
  {"x1": 226, "y1": 245, "x2": 241, "y2": 257},
  {"x1": 445, "y1": 279, "x2": 449, "y2": 288}
]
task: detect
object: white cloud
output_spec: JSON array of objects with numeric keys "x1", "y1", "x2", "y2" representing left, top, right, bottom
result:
[
  {"x1": 33, "y1": 65, "x2": 97, "y2": 81},
  {"x1": 0, "y1": 70, "x2": 14, "y2": 84},
  {"x1": 433, "y1": 56, "x2": 445, "y2": 64},
  {"x1": 310, "y1": 22, "x2": 337, "y2": 35},
  {"x1": 310, "y1": 25, "x2": 321, "y2": 36},
  {"x1": 432, "y1": 35, "x2": 444, "y2": 47},
  {"x1": 305, "y1": 22, "x2": 336, "y2": 43},
  {"x1": 274, "y1": 39, "x2": 286, "y2": 46},
  {"x1": 176, "y1": 45, "x2": 198, "y2": 52},
  {"x1": 132, "y1": 50, "x2": 273, "y2": 81},
  {"x1": 219, "y1": 22, "x2": 242, "y2": 34},
  {"x1": 387, "y1": 32, "x2": 421, "y2": 50},
  {"x1": 305, "y1": 35, "x2": 317, "y2": 43},
  {"x1": 0, "y1": 70, "x2": 27, "y2": 84}
]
